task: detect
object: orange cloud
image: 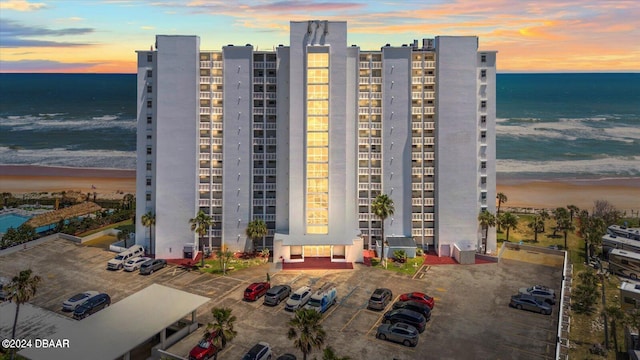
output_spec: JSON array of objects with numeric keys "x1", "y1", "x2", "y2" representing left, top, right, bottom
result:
[{"x1": 0, "y1": 0, "x2": 46, "y2": 11}]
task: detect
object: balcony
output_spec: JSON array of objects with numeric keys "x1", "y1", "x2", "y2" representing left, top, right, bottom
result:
[
  {"x1": 359, "y1": 78, "x2": 370, "y2": 84},
  {"x1": 359, "y1": 62, "x2": 369, "y2": 69},
  {"x1": 254, "y1": 77, "x2": 264, "y2": 84},
  {"x1": 358, "y1": 198, "x2": 370, "y2": 206},
  {"x1": 358, "y1": 213, "x2": 370, "y2": 221}
]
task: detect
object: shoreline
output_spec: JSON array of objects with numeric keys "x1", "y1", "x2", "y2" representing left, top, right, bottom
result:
[{"x1": 1, "y1": 165, "x2": 639, "y2": 212}]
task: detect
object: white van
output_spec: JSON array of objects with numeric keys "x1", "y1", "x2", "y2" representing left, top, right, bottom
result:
[{"x1": 107, "y1": 245, "x2": 145, "y2": 270}]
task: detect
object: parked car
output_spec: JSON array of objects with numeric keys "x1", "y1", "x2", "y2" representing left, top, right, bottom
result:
[
  {"x1": 305, "y1": 283, "x2": 337, "y2": 314},
  {"x1": 285, "y1": 286, "x2": 312, "y2": 311},
  {"x1": 244, "y1": 282, "x2": 271, "y2": 302},
  {"x1": 392, "y1": 300, "x2": 432, "y2": 321},
  {"x1": 62, "y1": 290, "x2": 99, "y2": 311},
  {"x1": 510, "y1": 293, "x2": 552, "y2": 315},
  {"x1": 518, "y1": 285, "x2": 556, "y2": 305},
  {"x1": 107, "y1": 245, "x2": 145, "y2": 270},
  {"x1": 368, "y1": 288, "x2": 393, "y2": 311},
  {"x1": 263, "y1": 284, "x2": 291, "y2": 306},
  {"x1": 139, "y1": 259, "x2": 167, "y2": 275},
  {"x1": 242, "y1": 342, "x2": 272, "y2": 360},
  {"x1": 188, "y1": 332, "x2": 219, "y2": 360},
  {"x1": 123, "y1": 257, "x2": 150, "y2": 272},
  {"x1": 376, "y1": 322, "x2": 420, "y2": 347},
  {"x1": 399, "y1": 292, "x2": 435, "y2": 309},
  {"x1": 382, "y1": 308, "x2": 427, "y2": 333},
  {"x1": 73, "y1": 293, "x2": 111, "y2": 319}
]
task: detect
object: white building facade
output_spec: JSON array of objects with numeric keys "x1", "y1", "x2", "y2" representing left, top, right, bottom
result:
[{"x1": 135, "y1": 20, "x2": 497, "y2": 263}]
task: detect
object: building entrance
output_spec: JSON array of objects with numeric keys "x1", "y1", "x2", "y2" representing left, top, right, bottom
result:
[{"x1": 303, "y1": 245, "x2": 331, "y2": 257}]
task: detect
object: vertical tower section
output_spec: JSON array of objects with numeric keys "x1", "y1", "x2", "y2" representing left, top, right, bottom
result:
[
  {"x1": 274, "y1": 20, "x2": 361, "y2": 263},
  {"x1": 434, "y1": 36, "x2": 496, "y2": 255},
  {"x1": 381, "y1": 46, "x2": 413, "y2": 242},
  {"x1": 136, "y1": 35, "x2": 200, "y2": 259},
  {"x1": 197, "y1": 51, "x2": 224, "y2": 251},
  {"x1": 221, "y1": 45, "x2": 254, "y2": 253}
]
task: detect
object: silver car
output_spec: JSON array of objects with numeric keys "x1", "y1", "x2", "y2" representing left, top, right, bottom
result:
[
  {"x1": 376, "y1": 322, "x2": 419, "y2": 347},
  {"x1": 285, "y1": 286, "x2": 312, "y2": 311},
  {"x1": 139, "y1": 259, "x2": 167, "y2": 275},
  {"x1": 510, "y1": 294, "x2": 552, "y2": 315},
  {"x1": 519, "y1": 285, "x2": 556, "y2": 305},
  {"x1": 264, "y1": 285, "x2": 291, "y2": 306},
  {"x1": 62, "y1": 291, "x2": 100, "y2": 311}
]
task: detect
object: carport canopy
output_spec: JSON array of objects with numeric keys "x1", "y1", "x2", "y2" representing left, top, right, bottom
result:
[{"x1": 20, "y1": 284, "x2": 210, "y2": 360}]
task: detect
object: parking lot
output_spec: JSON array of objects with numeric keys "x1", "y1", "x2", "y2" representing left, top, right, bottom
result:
[{"x1": 0, "y1": 239, "x2": 563, "y2": 360}]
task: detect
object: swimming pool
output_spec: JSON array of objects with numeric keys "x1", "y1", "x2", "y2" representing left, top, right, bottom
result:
[{"x1": 0, "y1": 213, "x2": 31, "y2": 233}]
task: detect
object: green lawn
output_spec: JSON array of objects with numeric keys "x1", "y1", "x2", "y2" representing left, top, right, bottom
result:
[
  {"x1": 371, "y1": 256, "x2": 424, "y2": 276},
  {"x1": 198, "y1": 256, "x2": 267, "y2": 274}
]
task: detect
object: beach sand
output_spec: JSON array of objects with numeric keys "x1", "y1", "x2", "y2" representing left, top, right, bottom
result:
[
  {"x1": 0, "y1": 165, "x2": 136, "y2": 201},
  {"x1": 1, "y1": 165, "x2": 638, "y2": 213}
]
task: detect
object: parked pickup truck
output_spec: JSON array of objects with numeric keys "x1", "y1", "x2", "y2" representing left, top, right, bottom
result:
[{"x1": 304, "y1": 283, "x2": 337, "y2": 314}]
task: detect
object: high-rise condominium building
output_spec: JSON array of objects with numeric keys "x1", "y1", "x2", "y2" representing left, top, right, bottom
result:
[{"x1": 135, "y1": 20, "x2": 497, "y2": 265}]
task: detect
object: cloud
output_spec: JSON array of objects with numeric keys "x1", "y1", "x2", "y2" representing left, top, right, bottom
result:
[
  {"x1": 141, "y1": 26, "x2": 156, "y2": 30},
  {"x1": 0, "y1": 0, "x2": 46, "y2": 11},
  {"x1": 0, "y1": 19, "x2": 94, "y2": 48},
  {"x1": 0, "y1": 59, "x2": 97, "y2": 72}
]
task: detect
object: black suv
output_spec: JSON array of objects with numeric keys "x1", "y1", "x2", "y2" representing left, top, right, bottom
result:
[
  {"x1": 73, "y1": 293, "x2": 111, "y2": 319},
  {"x1": 392, "y1": 300, "x2": 432, "y2": 321},
  {"x1": 263, "y1": 285, "x2": 292, "y2": 306},
  {"x1": 382, "y1": 308, "x2": 426, "y2": 333},
  {"x1": 368, "y1": 288, "x2": 393, "y2": 311}
]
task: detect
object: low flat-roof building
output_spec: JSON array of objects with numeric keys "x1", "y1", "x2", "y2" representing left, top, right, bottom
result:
[{"x1": 19, "y1": 284, "x2": 210, "y2": 360}]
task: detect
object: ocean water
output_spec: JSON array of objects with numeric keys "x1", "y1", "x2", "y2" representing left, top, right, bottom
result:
[{"x1": 0, "y1": 73, "x2": 638, "y2": 180}]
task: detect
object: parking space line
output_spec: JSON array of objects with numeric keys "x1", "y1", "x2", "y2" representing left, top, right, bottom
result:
[{"x1": 340, "y1": 309, "x2": 363, "y2": 332}]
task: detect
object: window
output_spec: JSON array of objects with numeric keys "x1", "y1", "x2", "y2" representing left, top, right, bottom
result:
[
  {"x1": 481, "y1": 177, "x2": 487, "y2": 184},
  {"x1": 146, "y1": 194, "x2": 151, "y2": 201},
  {"x1": 146, "y1": 116, "x2": 152, "y2": 124},
  {"x1": 147, "y1": 70, "x2": 153, "y2": 78},
  {"x1": 481, "y1": 54, "x2": 486, "y2": 62},
  {"x1": 480, "y1": 115, "x2": 486, "y2": 124},
  {"x1": 146, "y1": 135, "x2": 152, "y2": 140},
  {"x1": 481, "y1": 161, "x2": 486, "y2": 169},
  {"x1": 147, "y1": 100, "x2": 152, "y2": 108},
  {"x1": 481, "y1": 100, "x2": 487, "y2": 109},
  {"x1": 146, "y1": 147, "x2": 152, "y2": 155},
  {"x1": 146, "y1": 162, "x2": 152, "y2": 171},
  {"x1": 147, "y1": 85, "x2": 152, "y2": 93},
  {"x1": 146, "y1": 178, "x2": 152, "y2": 186},
  {"x1": 147, "y1": 54, "x2": 153, "y2": 62},
  {"x1": 481, "y1": 69, "x2": 487, "y2": 78},
  {"x1": 481, "y1": 193, "x2": 487, "y2": 200},
  {"x1": 481, "y1": 131, "x2": 486, "y2": 139}
]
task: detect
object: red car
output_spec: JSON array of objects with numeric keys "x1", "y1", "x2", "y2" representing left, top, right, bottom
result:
[
  {"x1": 188, "y1": 333, "x2": 218, "y2": 360},
  {"x1": 399, "y1": 292, "x2": 435, "y2": 309},
  {"x1": 244, "y1": 282, "x2": 271, "y2": 301}
]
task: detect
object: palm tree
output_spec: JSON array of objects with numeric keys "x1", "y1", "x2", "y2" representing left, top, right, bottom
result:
[
  {"x1": 288, "y1": 308, "x2": 326, "y2": 360},
  {"x1": 141, "y1": 211, "x2": 156, "y2": 255},
  {"x1": 246, "y1": 219, "x2": 268, "y2": 253},
  {"x1": 605, "y1": 304, "x2": 625, "y2": 352},
  {"x1": 496, "y1": 192, "x2": 507, "y2": 231},
  {"x1": 577, "y1": 211, "x2": 607, "y2": 263},
  {"x1": 371, "y1": 194, "x2": 394, "y2": 262},
  {"x1": 535, "y1": 209, "x2": 550, "y2": 233},
  {"x1": 122, "y1": 193, "x2": 135, "y2": 210},
  {"x1": 477, "y1": 211, "x2": 496, "y2": 254},
  {"x1": 206, "y1": 307, "x2": 237, "y2": 350},
  {"x1": 527, "y1": 214, "x2": 545, "y2": 243},
  {"x1": 6, "y1": 269, "x2": 42, "y2": 359},
  {"x1": 557, "y1": 215, "x2": 575, "y2": 250},
  {"x1": 567, "y1": 204, "x2": 580, "y2": 224},
  {"x1": 189, "y1": 210, "x2": 213, "y2": 267},
  {"x1": 500, "y1": 212, "x2": 519, "y2": 242}
]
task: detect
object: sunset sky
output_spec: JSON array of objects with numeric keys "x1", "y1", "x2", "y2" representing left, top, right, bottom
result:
[{"x1": 1, "y1": 0, "x2": 638, "y2": 73}]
